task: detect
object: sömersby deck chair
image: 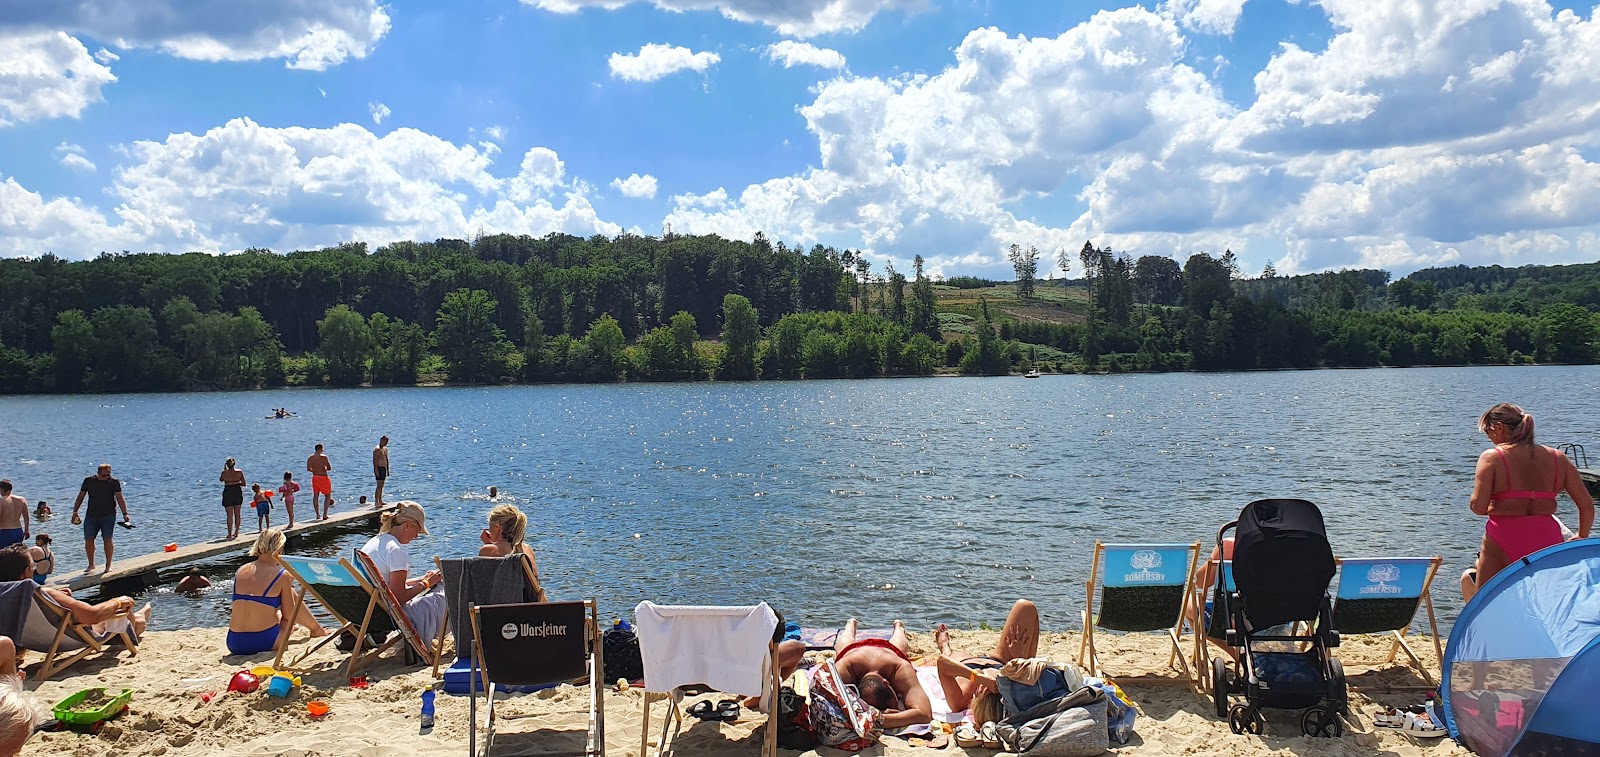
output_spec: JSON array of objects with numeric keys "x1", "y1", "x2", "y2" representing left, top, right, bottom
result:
[
  {"x1": 469, "y1": 599, "x2": 605, "y2": 756},
  {"x1": 433, "y1": 554, "x2": 544, "y2": 680},
  {"x1": 1331, "y1": 556, "x2": 1444, "y2": 689},
  {"x1": 634, "y1": 602, "x2": 781, "y2": 757},
  {"x1": 2, "y1": 580, "x2": 138, "y2": 681},
  {"x1": 274, "y1": 554, "x2": 417, "y2": 675},
  {"x1": 1078, "y1": 542, "x2": 1200, "y2": 688}
]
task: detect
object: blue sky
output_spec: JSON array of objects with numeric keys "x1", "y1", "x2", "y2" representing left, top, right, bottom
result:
[{"x1": 3, "y1": 0, "x2": 1599, "y2": 280}]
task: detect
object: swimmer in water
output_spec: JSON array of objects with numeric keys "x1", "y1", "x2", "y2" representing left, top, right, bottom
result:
[{"x1": 489, "y1": 486, "x2": 499, "y2": 500}]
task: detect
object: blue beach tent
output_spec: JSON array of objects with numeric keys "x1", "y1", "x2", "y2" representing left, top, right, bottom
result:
[{"x1": 1439, "y1": 540, "x2": 1600, "y2": 756}]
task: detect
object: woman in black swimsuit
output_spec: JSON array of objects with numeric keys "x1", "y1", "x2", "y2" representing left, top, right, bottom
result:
[
  {"x1": 931, "y1": 599, "x2": 1040, "y2": 718},
  {"x1": 219, "y1": 458, "x2": 246, "y2": 540}
]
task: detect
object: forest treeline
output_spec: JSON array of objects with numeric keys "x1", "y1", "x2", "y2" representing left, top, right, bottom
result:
[{"x1": 0, "y1": 233, "x2": 1596, "y2": 394}]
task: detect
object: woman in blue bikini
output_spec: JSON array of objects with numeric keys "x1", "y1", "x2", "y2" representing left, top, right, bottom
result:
[{"x1": 226, "y1": 529, "x2": 307, "y2": 655}]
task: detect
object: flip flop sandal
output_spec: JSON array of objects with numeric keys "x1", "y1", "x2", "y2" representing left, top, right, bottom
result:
[
  {"x1": 1402, "y1": 713, "x2": 1447, "y2": 738},
  {"x1": 954, "y1": 724, "x2": 984, "y2": 748},
  {"x1": 1373, "y1": 708, "x2": 1405, "y2": 729},
  {"x1": 980, "y1": 721, "x2": 1002, "y2": 749},
  {"x1": 687, "y1": 700, "x2": 717, "y2": 720},
  {"x1": 712, "y1": 699, "x2": 741, "y2": 722}
]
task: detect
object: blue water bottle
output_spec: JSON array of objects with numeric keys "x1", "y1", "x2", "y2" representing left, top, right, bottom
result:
[{"x1": 420, "y1": 689, "x2": 436, "y2": 729}]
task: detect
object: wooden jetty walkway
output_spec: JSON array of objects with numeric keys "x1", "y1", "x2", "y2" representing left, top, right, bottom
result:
[{"x1": 51, "y1": 504, "x2": 396, "y2": 593}]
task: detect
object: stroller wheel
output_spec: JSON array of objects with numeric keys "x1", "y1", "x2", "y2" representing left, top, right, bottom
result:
[
  {"x1": 1302, "y1": 707, "x2": 1343, "y2": 738},
  {"x1": 1229, "y1": 704, "x2": 1263, "y2": 735},
  {"x1": 1328, "y1": 658, "x2": 1348, "y2": 715},
  {"x1": 1211, "y1": 658, "x2": 1230, "y2": 719}
]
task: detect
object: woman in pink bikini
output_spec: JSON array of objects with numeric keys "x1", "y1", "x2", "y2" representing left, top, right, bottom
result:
[{"x1": 1462, "y1": 403, "x2": 1594, "y2": 602}]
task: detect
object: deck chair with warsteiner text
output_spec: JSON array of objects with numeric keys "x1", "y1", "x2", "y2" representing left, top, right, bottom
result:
[
  {"x1": 275, "y1": 554, "x2": 409, "y2": 675},
  {"x1": 470, "y1": 599, "x2": 605, "y2": 756},
  {"x1": 1078, "y1": 542, "x2": 1200, "y2": 689},
  {"x1": 1332, "y1": 556, "x2": 1444, "y2": 688},
  {"x1": 3, "y1": 580, "x2": 139, "y2": 681}
]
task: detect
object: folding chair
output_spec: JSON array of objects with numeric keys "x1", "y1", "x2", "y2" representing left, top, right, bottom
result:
[
  {"x1": 634, "y1": 602, "x2": 780, "y2": 757},
  {"x1": 434, "y1": 554, "x2": 543, "y2": 680},
  {"x1": 351, "y1": 549, "x2": 442, "y2": 672},
  {"x1": 1332, "y1": 556, "x2": 1444, "y2": 688},
  {"x1": 469, "y1": 599, "x2": 605, "y2": 756},
  {"x1": 5, "y1": 580, "x2": 139, "y2": 681},
  {"x1": 1078, "y1": 542, "x2": 1200, "y2": 688},
  {"x1": 274, "y1": 554, "x2": 410, "y2": 675},
  {"x1": 1190, "y1": 558, "x2": 1237, "y2": 694}
]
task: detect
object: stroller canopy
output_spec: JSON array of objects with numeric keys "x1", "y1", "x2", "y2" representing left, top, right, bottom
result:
[
  {"x1": 1440, "y1": 540, "x2": 1600, "y2": 756},
  {"x1": 1233, "y1": 498, "x2": 1335, "y2": 628}
]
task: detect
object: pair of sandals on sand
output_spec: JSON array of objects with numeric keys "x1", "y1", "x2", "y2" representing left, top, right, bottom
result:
[
  {"x1": 687, "y1": 699, "x2": 741, "y2": 722},
  {"x1": 953, "y1": 722, "x2": 1001, "y2": 749},
  {"x1": 1373, "y1": 706, "x2": 1446, "y2": 737}
]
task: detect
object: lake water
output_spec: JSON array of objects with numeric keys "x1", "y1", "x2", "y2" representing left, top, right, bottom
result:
[{"x1": 3, "y1": 366, "x2": 1597, "y2": 634}]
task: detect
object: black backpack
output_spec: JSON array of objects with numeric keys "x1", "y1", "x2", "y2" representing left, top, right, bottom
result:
[{"x1": 603, "y1": 625, "x2": 644, "y2": 683}]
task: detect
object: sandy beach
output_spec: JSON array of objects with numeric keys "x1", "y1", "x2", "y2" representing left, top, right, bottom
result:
[{"x1": 25, "y1": 623, "x2": 1468, "y2": 756}]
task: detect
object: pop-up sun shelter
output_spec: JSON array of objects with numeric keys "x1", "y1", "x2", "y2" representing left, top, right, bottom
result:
[{"x1": 1440, "y1": 539, "x2": 1600, "y2": 755}]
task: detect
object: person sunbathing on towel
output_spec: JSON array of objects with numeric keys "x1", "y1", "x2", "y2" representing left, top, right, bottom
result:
[
  {"x1": 833, "y1": 618, "x2": 932, "y2": 728},
  {"x1": 930, "y1": 599, "x2": 1039, "y2": 719}
]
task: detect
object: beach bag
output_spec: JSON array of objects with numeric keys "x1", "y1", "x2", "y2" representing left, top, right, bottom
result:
[
  {"x1": 998, "y1": 666, "x2": 1074, "y2": 719},
  {"x1": 1081, "y1": 677, "x2": 1136, "y2": 745},
  {"x1": 992, "y1": 686, "x2": 1109, "y2": 757},
  {"x1": 776, "y1": 685, "x2": 817, "y2": 750},
  {"x1": 807, "y1": 662, "x2": 882, "y2": 752},
  {"x1": 602, "y1": 624, "x2": 644, "y2": 683}
]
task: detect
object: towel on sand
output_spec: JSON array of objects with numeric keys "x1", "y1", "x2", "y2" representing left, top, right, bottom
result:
[
  {"x1": 635, "y1": 602, "x2": 777, "y2": 696},
  {"x1": 800, "y1": 626, "x2": 894, "y2": 650},
  {"x1": 440, "y1": 556, "x2": 538, "y2": 659}
]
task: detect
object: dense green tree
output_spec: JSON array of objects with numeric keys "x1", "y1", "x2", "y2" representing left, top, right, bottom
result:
[
  {"x1": 1008, "y1": 244, "x2": 1039, "y2": 298},
  {"x1": 1536, "y1": 303, "x2": 1597, "y2": 363},
  {"x1": 907, "y1": 256, "x2": 939, "y2": 339},
  {"x1": 318, "y1": 305, "x2": 373, "y2": 386},
  {"x1": 50, "y1": 310, "x2": 96, "y2": 392},
  {"x1": 432, "y1": 289, "x2": 513, "y2": 383},
  {"x1": 370, "y1": 313, "x2": 426, "y2": 385},
  {"x1": 960, "y1": 298, "x2": 1009, "y2": 375},
  {"x1": 719, "y1": 294, "x2": 759, "y2": 380},
  {"x1": 1134, "y1": 255, "x2": 1183, "y2": 306},
  {"x1": 578, "y1": 314, "x2": 625, "y2": 382}
]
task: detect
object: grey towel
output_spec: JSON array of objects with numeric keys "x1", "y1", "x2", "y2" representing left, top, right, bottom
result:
[
  {"x1": 0, "y1": 580, "x2": 34, "y2": 641},
  {"x1": 440, "y1": 556, "x2": 539, "y2": 659}
]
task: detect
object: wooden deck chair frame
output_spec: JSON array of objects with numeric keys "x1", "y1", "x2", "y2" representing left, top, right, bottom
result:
[
  {"x1": 640, "y1": 638, "x2": 778, "y2": 757},
  {"x1": 32, "y1": 590, "x2": 139, "y2": 682},
  {"x1": 351, "y1": 549, "x2": 441, "y2": 674},
  {"x1": 274, "y1": 555, "x2": 405, "y2": 676},
  {"x1": 430, "y1": 553, "x2": 546, "y2": 678},
  {"x1": 468, "y1": 598, "x2": 605, "y2": 757},
  {"x1": 1077, "y1": 541, "x2": 1200, "y2": 691},
  {"x1": 1334, "y1": 555, "x2": 1444, "y2": 691}
]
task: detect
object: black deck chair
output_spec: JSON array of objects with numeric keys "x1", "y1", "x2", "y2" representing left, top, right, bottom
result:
[{"x1": 469, "y1": 599, "x2": 605, "y2": 757}]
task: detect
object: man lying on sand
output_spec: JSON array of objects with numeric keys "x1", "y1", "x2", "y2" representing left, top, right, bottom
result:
[
  {"x1": 931, "y1": 599, "x2": 1039, "y2": 720},
  {"x1": 0, "y1": 545, "x2": 150, "y2": 636},
  {"x1": 833, "y1": 619, "x2": 932, "y2": 728}
]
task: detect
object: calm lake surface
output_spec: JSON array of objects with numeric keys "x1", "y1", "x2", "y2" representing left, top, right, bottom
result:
[{"x1": 4, "y1": 366, "x2": 1597, "y2": 633}]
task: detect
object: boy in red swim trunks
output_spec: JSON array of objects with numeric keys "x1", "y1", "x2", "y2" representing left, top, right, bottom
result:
[{"x1": 306, "y1": 443, "x2": 333, "y2": 521}]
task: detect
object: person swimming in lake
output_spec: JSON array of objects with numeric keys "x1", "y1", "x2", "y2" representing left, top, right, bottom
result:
[
  {"x1": 32, "y1": 502, "x2": 49, "y2": 519},
  {"x1": 1462, "y1": 403, "x2": 1594, "y2": 602}
]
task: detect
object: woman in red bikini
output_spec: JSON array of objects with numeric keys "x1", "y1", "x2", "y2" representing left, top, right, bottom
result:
[{"x1": 1461, "y1": 403, "x2": 1594, "y2": 602}]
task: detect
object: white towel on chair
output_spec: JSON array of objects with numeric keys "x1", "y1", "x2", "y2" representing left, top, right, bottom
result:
[{"x1": 634, "y1": 601, "x2": 778, "y2": 696}]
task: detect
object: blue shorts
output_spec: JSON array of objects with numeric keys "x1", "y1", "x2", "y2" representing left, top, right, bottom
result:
[
  {"x1": 83, "y1": 515, "x2": 117, "y2": 542},
  {"x1": 255, "y1": 501, "x2": 271, "y2": 517},
  {"x1": 0, "y1": 528, "x2": 23, "y2": 548}
]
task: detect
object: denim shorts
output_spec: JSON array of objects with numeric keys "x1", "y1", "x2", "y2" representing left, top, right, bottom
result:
[{"x1": 83, "y1": 515, "x2": 117, "y2": 541}]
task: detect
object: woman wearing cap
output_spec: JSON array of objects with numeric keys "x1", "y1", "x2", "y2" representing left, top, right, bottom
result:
[{"x1": 360, "y1": 501, "x2": 447, "y2": 643}]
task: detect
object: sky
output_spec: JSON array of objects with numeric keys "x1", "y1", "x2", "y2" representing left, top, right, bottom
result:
[{"x1": 2, "y1": 0, "x2": 1600, "y2": 280}]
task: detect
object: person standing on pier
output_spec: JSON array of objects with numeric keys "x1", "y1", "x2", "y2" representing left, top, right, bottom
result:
[
  {"x1": 70, "y1": 463, "x2": 131, "y2": 573},
  {"x1": 219, "y1": 458, "x2": 246, "y2": 540},
  {"x1": 0, "y1": 480, "x2": 27, "y2": 548},
  {"x1": 307, "y1": 444, "x2": 333, "y2": 520},
  {"x1": 372, "y1": 436, "x2": 390, "y2": 508}
]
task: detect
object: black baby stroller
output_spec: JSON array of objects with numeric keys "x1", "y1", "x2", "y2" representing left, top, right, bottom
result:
[{"x1": 1207, "y1": 498, "x2": 1348, "y2": 737}]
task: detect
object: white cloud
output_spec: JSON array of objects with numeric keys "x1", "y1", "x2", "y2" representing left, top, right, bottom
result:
[
  {"x1": 1162, "y1": 0, "x2": 1249, "y2": 35},
  {"x1": 0, "y1": 31, "x2": 116, "y2": 127},
  {"x1": 608, "y1": 43, "x2": 720, "y2": 82},
  {"x1": 55, "y1": 142, "x2": 96, "y2": 171},
  {"x1": 765, "y1": 40, "x2": 847, "y2": 70},
  {"x1": 484, "y1": 125, "x2": 506, "y2": 142},
  {"x1": 0, "y1": 119, "x2": 621, "y2": 258},
  {"x1": 369, "y1": 101, "x2": 391, "y2": 125},
  {"x1": 525, "y1": 0, "x2": 926, "y2": 37},
  {"x1": 611, "y1": 173, "x2": 659, "y2": 198},
  {"x1": 0, "y1": 0, "x2": 391, "y2": 70},
  {"x1": 93, "y1": 47, "x2": 118, "y2": 64}
]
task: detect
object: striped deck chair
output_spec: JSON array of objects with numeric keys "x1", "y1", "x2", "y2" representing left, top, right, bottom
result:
[
  {"x1": 1190, "y1": 558, "x2": 1237, "y2": 694},
  {"x1": 1332, "y1": 556, "x2": 1443, "y2": 688},
  {"x1": 352, "y1": 549, "x2": 441, "y2": 672},
  {"x1": 1078, "y1": 542, "x2": 1200, "y2": 687},
  {"x1": 275, "y1": 554, "x2": 408, "y2": 675}
]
